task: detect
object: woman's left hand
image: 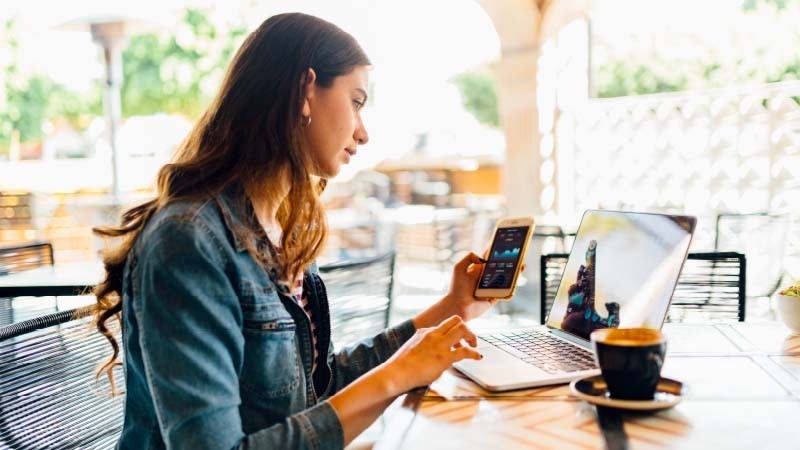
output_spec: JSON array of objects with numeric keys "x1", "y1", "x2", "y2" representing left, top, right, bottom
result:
[
  {"x1": 442, "y1": 252, "x2": 498, "y2": 322},
  {"x1": 412, "y1": 251, "x2": 525, "y2": 329}
]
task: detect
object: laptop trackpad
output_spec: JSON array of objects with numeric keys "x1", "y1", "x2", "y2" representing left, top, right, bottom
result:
[{"x1": 454, "y1": 346, "x2": 549, "y2": 389}]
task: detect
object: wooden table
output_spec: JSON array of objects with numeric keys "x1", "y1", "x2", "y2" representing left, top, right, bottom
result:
[
  {"x1": 375, "y1": 322, "x2": 800, "y2": 450},
  {"x1": 0, "y1": 261, "x2": 104, "y2": 297}
]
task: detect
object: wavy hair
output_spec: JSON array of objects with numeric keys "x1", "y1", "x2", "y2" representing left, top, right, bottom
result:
[{"x1": 90, "y1": 13, "x2": 370, "y2": 393}]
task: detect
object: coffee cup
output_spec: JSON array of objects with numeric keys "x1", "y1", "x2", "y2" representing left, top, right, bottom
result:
[
  {"x1": 590, "y1": 328, "x2": 667, "y2": 400},
  {"x1": 777, "y1": 294, "x2": 800, "y2": 335}
]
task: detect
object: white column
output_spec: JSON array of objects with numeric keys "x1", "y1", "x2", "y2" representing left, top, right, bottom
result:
[{"x1": 492, "y1": 50, "x2": 543, "y2": 218}]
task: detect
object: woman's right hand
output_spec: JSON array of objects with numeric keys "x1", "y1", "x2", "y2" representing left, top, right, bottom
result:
[{"x1": 381, "y1": 315, "x2": 482, "y2": 394}]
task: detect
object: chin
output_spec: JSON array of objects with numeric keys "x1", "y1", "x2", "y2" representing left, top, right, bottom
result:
[{"x1": 320, "y1": 165, "x2": 341, "y2": 179}]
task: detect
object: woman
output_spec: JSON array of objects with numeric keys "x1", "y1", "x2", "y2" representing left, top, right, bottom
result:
[{"x1": 93, "y1": 13, "x2": 497, "y2": 450}]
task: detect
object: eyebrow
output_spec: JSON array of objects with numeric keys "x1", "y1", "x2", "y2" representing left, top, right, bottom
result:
[{"x1": 355, "y1": 88, "x2": 368, "y2": 102}]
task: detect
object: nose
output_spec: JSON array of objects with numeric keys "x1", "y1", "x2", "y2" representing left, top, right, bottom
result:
[{"x1": 354, "y1": 117, "x2": 369, "y2": 145}]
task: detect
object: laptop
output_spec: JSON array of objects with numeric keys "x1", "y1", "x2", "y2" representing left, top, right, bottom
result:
[{"x1": 454, "y1": 210, "x2": 697, "y2": 392}]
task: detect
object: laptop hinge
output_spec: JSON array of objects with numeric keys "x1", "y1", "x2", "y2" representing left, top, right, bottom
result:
[{"x1": 549, "y1": 328, "x2": 593, "y2": 350}]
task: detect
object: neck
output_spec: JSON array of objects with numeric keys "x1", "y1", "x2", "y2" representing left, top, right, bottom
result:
[{"x1": 247, "y1": 168, "x2": 291, "y2": 229}]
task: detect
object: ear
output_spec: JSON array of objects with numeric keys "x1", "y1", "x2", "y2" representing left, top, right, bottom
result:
[{"x1": 302, "y1": 68, "x2": 317, "y2": 118}]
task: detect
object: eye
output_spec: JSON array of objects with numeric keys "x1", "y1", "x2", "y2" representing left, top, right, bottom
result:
[{"x1": 353, "y1": 99, "x2": 366, "y2": 111}]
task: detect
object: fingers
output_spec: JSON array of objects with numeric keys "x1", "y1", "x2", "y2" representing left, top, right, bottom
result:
[
  {"x1": 441, "y1": 318, "x2": 478, "y2": 348},
  {"x1": 451, "y1": 345, "x2": 482, "y2": 362},
  {"x1": 436, "y1": 315, "x2": 463, "y2": 335},
  {"x1": 433, "y1": 316, "x2": 479, "y2": 348},
  {"x1": 454, "y1": 251, "x2": 485, "y2": 273}
]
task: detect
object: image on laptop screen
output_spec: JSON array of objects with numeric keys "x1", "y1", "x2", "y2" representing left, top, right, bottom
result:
[{"x1": 546, "y1": 210, "x2": 696, "y2": 340}]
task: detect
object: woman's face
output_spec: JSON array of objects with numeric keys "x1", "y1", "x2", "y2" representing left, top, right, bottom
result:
[{"x1": 302, "y1": 66, "x2": 370, "y2": 178}]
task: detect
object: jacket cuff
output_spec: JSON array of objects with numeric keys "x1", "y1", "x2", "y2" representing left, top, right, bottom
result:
[
  {"x1": 386, "y1": 319, "x2": 416, "y2": 353},
  {"x1": 300, "y1": 401, "x2": 345, "y2": 450}
]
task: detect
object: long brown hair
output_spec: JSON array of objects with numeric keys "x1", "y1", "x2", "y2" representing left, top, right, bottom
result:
[{"x1": 91, "y1": 13, "x2": 370, "y2": 392}]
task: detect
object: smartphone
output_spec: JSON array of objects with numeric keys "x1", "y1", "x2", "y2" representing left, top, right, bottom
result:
[{"x1": 474, "y1": 216, "x2": 535, "y2": 299}]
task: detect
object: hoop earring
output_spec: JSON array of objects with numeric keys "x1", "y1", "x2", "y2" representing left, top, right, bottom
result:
[{"x1": 302, "y1": 115, "x2": 312, "y2": 127}]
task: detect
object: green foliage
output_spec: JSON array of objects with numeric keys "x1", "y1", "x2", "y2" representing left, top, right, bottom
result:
[
  {"x1": 767, "y1": 58, "x2": 800, "y2": 82},
  {"x1": 0, "y1": 9, "x2": 246, "y2": 154},
  {"x1": 452, "y1": 71, "x2": 499, "y2": 128},
  {"x1": 2, "y1": 20, "x2": 101, "y2": 152},
  {"x1": 121, "y1": 9, "x2": 246, "y2": 119},
  {"x1": 742, "y1": 0, "x2": 792, "y2": 11},
  {"x1": 596, "y1": 62, "x2": 688, "y2": 98}
]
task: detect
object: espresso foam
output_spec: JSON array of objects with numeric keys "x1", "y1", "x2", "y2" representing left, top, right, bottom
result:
[{"x1": 592, "y1": 328, "x2": 664, "y2": 346}]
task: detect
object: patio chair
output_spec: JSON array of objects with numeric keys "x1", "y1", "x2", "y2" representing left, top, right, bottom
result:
[
  {"x1": 0, "y1": 241, "x2": 54, "y2": 275},
  {"x1": 714, "y1": 213, "x2": 790, "y2": 300},
  {"x1": 539, "y1": 251, "x2": 747, "y2": 324},
  {"x1": 320, "y1": 251, "x2": 396, "y2": 350},
  {"x1": 0, "y1": 241, "x2": 56, "y2": 326},
  {"x1": 0, "y1": 306, "x2": 124, "y2": 449}
]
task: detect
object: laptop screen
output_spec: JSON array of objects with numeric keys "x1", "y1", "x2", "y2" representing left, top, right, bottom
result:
[{"x1": 546, "y1": 210, "x2": 696, "y2": 341}]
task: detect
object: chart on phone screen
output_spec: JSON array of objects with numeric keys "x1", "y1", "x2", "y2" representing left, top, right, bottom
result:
[{"x1": 480, "y1": 226, "x2": 528, "y2": 289}]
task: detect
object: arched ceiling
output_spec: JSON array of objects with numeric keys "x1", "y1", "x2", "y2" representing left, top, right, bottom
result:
[{"x1": 477, "y1": 0, "x2": 590, "y2": 54}]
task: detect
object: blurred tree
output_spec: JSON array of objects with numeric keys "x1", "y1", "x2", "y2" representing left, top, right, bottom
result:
[
  {"x1": 452, "y1": 71, "x2": 499, "y2": 128},
  {"x1": 742, "y1": 0, "x2": 792, "y2": 11},
  {"x1": 596, "y1": 62, "x2": 688, "y2": 98},
  {"x1": 1, "y1": 19, "x2": 102, "y2": 154},
  {"x1": 592, "y1": 0, "x2": 800, "y2": 98},
  {"x1": 0, "y1": 9, "x2": 246, "y2": 155},
  {"x1": 1, "y1": 20, "x2": 54, "y2": 150},
  {"x1": 121, "y1": 8, "x2": 247, "y2": 119}
]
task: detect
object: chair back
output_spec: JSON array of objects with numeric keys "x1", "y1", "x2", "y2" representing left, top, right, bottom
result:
[
  {"x1": 539, "y1": 253, "x2": 569, "y2": 324},
  {"x1": 0, "y1": 241, "x2": 54, "y2": 275},
  {"x1": 320, "y1": 251, "x2": 396, "y2": 350},
  {"x1": 0, "y1": 242, "x2": 56, "y2": 327},
  {"x1": 540, "y1": 252, "x2": 747, "y2": 325},
  {"x1": 668, "y1": 252, "x2": 746, "y2": 322},
  {"x1": 0, "y1": 306, "x2": 124, "y2": 449}
]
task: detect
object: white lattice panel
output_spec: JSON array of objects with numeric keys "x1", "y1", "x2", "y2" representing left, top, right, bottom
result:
[{"x1": 558, "y1": 82, "x2": 800, "y2": 253}]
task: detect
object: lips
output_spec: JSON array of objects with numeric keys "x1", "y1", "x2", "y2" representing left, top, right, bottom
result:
[{"x1": 344, "y1": 148, "x2": 356, "y2": 163}]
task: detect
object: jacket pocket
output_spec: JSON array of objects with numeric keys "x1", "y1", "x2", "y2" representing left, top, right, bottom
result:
[{"x1": 241, "y1": 316, "x2": 301, "y2": 399}]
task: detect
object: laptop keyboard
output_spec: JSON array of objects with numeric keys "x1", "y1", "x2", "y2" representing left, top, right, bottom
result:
[{"x1": 480, "y1": 330, "x2": 598, "y2": 375}]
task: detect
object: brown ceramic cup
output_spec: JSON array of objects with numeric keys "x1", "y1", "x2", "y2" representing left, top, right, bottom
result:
[{"x1": 590, "y1": 328, "x2": 667, "y2": 400}]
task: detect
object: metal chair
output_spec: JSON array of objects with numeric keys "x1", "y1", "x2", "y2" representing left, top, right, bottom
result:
[
  {"x1": 0, "y1": 241, "x2": 56, "y2": 326},
  {"x1": 0, "y1": 306, "x2": 124, "y2": 449},
  {"x1": 540, "y1": 252, "x2": 747, "y2": 324},
  {"x1": 667, "y1": 252, "x2": 747, "y2": 323},
  {"x1": 320, "y1": 251, "x2": 396, "y2": 350},
  {"x1": 0, "y1": 241, "x2": 54, "y2": 275}
]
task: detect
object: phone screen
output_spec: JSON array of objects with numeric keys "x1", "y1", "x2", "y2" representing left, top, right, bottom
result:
[{"x1": 478, "y1": 226, "x2": 530, "y2": 289}]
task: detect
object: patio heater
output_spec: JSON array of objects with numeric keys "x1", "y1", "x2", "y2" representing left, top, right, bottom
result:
[{"x1": 57, "y1": 14, "x2": 161, "y2": 206}]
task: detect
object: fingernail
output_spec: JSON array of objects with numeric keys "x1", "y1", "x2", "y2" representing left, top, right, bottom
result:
[
  {"x1": 478, "y1": 257, "x2": 488, "y2": 263},
  {"x1": 479, "y1": 353, "x2": 484, "y2": 359}
]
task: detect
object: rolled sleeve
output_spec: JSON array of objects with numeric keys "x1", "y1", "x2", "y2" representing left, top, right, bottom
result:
[
  {"x1": 243, "y1": 401, "x2": 343, "y2": 450},
  {"x1": 327, "y1": 319, "x2": 417, "y2": 394}
]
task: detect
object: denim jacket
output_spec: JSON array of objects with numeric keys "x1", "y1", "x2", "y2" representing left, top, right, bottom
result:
[{"x1": 118, "y1": 186, "x2": 416, "y2": 450}]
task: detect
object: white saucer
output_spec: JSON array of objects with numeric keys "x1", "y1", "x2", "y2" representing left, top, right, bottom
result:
[{"x1": 570, "y1": 375, "x2": 684, "y2": 411}]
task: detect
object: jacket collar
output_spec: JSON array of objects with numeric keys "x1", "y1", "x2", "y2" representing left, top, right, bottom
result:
[{"x1": 214, "y1": 182, "x2": 260, "y2": 253}]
